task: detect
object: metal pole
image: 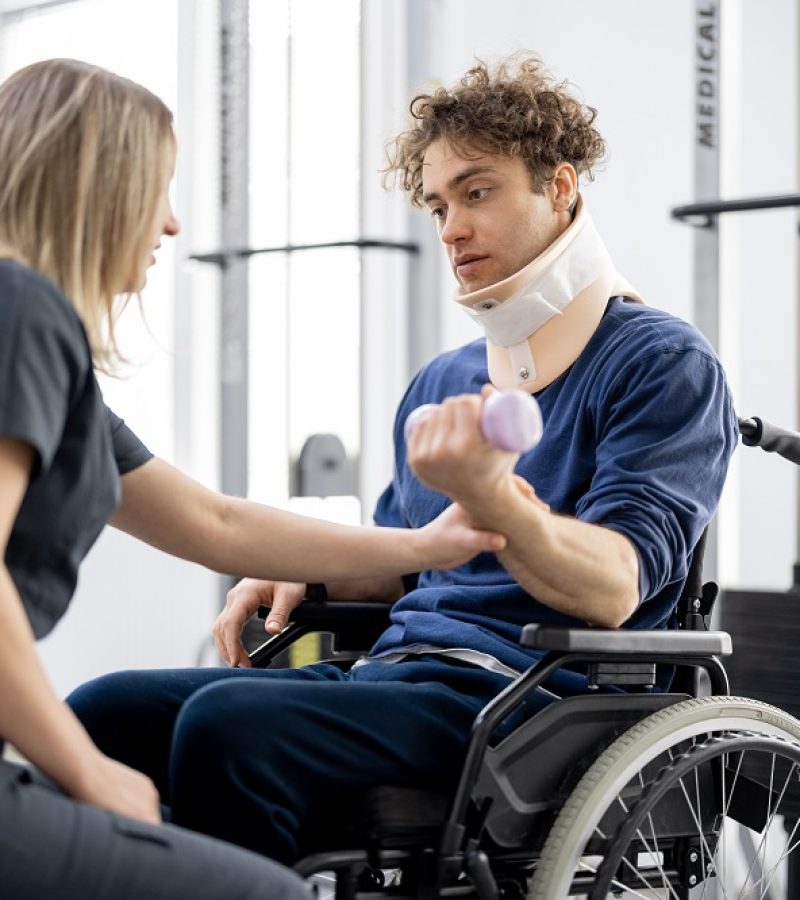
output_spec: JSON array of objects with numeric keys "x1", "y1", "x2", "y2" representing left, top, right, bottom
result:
[
  {"x1": 405, "y1": 0, "x2": 444, "y2": 376},
  {"x1": 795, "y1": 2, "x2": 800, "y2": 574},
  {"x1": 694, "y1": 0, "x2": 722, "y2": 581},
  {"x1": 219, "y1": 0, "x2": 249, "y2": 500}
]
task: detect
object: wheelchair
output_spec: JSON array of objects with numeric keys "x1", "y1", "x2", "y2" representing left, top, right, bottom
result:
[{"x1": 248, "y1": 417, "x2": 800, "y2": 900}]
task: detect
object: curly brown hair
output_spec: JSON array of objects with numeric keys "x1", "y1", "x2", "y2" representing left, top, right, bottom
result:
[{"x1": 384, "y1": 54, "x2": 606, "y2": 207}]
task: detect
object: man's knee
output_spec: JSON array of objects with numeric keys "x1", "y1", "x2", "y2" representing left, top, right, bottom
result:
[
  {"x1": 66, "y1": 670, "x2": 143, "y2": 731},
  {"x1": 171, "y1": 679, "x2": 299, "y2": 763}
]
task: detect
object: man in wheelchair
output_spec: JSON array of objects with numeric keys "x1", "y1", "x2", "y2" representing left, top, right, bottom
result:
[{"x1": 68, "y1": 55, "x2": 765, "y2": 897}]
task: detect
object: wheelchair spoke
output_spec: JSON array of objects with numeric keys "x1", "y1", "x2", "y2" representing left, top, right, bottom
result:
[
  {"x1": 608, "y1": 868, "x2": 663, "y2": 900},
  {"x1": 750, "y1": 762, "x2": 793, "y2": 900},
  {"x1": 629, "y1": 827, "x2": 682, "y2": 900},
  {"x1": 579, "y1": 858, "x2": 656, "y2": 897},
  {"x1": 720, "y1": 750, "x2": 746, "y2": 822},
  {"x1": 757, "y1": 820, "x2": 800, "y2": 898},
  {"x1": 581, "y1": 832, "x2": 672, "y2": 899},
  {"x1": 733, "y1": 756, "x2": 798, "y2": 900},
  {"x1": 759, "y1": 750, "x2": 777, "y2": 894},
  {"x1": 598, "y1": 740, "x2": 800, "y2": 900},
  {"x1": 676, "y1": 774, "x2": 729, "y2": 900},
  {"x1": 693, "y1": 760, "x2": 707, "y2": 892},
  {"x1": 645, "y1": 809, "x2": 675, "y2": 899},
  {"x1": 595, "y1": 791, "x2": 681, "y2": 898},
  {"x1": 714, "y1": 750, "x2": 746, "y2": 900},
  {"x1": 530, "y1": 702, "x2": 800, "y2": 900},
  {"x1": 612, "y1": 877, "x2": 662, "y2": 898}
]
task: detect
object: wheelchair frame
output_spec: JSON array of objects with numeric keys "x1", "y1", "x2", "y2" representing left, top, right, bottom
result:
[
  {"x1": 245, "y1": 422, "x2": 800, "y2": 899},
  {"x1": 247, "y1": 587, "x2": 800, "y2": 899}
]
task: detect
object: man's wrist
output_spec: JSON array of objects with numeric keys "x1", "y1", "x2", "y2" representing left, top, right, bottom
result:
[{"x1": 459, "y1": 476, "x2": 545, "y2": 530}]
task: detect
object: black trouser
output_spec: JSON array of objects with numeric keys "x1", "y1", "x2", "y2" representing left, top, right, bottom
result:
[{"x1": 0, "y1": 756, "x2": 312, "y2": 900}]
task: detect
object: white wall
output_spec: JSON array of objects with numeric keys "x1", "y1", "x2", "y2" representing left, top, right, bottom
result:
[{"x1": 724, "y1": 0, "x2": 799, "y2": 590}]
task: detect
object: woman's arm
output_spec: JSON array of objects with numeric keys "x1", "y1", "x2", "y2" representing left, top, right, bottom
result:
[
  {"x1": 111, "y1": 457, "x2": 505, "y2": 581},
  {"x1": 0, "y1": 438, "x2": 160, "y2": 823}
]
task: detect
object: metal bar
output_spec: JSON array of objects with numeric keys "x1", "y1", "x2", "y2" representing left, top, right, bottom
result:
[
  {"x1": 405, "y1": 0, "x2": 444, "y2": 375},
  {"x1": 789, "y1": 0, "x2": 800, "y2": 568},
  {"x1": 797, "y1": 2, "x2": 800, "y2": 571},
  {"x1": 440, "y1": 650, "x2": 569, "y2": 855},
  {"x1": 189, "y1": 238, "x2": 419, "y2": 266},
  {"x1": 672, "y1": 192, "x2": 800, "y2": 225},
  {"x1": 694, "y1": 0, "x2": 722, "y2": 586},
  {"x1": 218, "y1": 0, "x2": 249, "y2": 500}
]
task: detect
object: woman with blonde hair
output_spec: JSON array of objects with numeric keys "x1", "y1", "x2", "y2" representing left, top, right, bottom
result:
[{"x1": 0, "y1": 58, "x2": 504, "y2": 899}]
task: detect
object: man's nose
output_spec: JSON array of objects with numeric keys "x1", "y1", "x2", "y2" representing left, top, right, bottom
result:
[
  {"x1": 164, "y1": 213, "x2": 180, "y2": 237},
  {"x1": 440, "y1": 207, "x2": 471, "y2": 244}
]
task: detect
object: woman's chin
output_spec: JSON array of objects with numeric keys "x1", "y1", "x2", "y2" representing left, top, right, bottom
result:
[{"x1": 119, "y1": 278, "x2": 146, "y2": 295}]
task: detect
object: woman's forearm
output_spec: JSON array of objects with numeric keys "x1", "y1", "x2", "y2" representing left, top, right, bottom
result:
[
  {"x1": 0, "y1": 567, "x2": 101, "y2": 792},
  {"x1": 115, "y1": 458, "x2": 504, "y2": 582},
  {"x1": 210, "y1": 498, "x2": 428, "y2": 581}
]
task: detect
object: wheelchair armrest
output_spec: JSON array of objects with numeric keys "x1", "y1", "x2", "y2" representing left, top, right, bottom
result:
[
  {"x1": 249, "y1": 601, "x2": 393, "y2": 669},
  {"x1": 521, "y1": 624, "x2": 732, "y2": 656},
  {"x1": 257, "y1": 601, "x2": 392, "y2": 633}
]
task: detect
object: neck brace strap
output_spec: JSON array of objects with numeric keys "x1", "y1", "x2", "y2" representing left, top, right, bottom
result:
[{"x1": 453, "y1": 195, "x2": 642, "y2": 392}]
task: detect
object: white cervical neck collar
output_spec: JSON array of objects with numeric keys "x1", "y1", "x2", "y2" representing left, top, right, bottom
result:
[{"x1": 453, "y1": 195, "x2": 642, "y2": 392}]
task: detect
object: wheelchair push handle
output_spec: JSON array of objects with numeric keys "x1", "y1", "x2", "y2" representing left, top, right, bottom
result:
[
  {"x1": 738, "y1": 415, "x2": 800, "y2": 466},
  {"x1": 404, "y1": 390, "x2": 544, "y2": 453}
]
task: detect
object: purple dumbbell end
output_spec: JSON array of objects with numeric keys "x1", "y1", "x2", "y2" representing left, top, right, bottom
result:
[
  {"x1": 403, "y1": 404, "x2": 438, "y2": 445},
  {"x1": 481, "y1": 390, "x2": 543, "y2": 452}
]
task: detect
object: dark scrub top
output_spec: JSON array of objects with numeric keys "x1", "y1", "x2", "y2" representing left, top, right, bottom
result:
[{"x1": 0, "y1": 259, "x2": 152, "y2": 638}]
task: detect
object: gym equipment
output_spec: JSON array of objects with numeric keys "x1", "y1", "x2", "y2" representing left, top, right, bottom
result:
[{"x1": 403, "y1": 390, "x2": 543, "y2": 453}]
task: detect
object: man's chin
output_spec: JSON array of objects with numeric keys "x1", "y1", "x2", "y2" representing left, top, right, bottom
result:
[{"x1": 458, "y1": 276, "x2": 493, "y2": 295}]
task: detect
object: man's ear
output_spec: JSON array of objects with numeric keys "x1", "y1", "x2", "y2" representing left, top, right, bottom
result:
[{"x1": 551, "y1": 163, "x2": 578, "y2": 212}]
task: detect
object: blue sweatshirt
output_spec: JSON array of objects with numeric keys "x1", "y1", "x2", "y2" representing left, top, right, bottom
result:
[{"x1": 371, "y1": 297, "x2": 738, "y2": 673}]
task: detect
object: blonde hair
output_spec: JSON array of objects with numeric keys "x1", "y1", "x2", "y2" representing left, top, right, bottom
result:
[{"x1": 0, "y1": 58, "x2": 174, "y2": 371}]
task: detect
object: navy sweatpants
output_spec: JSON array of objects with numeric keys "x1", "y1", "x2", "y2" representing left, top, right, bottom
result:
[{"x1": 67, "y1": 656, "x2": 586, "y2": 864}]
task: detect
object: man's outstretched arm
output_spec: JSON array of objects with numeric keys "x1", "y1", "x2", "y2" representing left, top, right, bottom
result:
[{"x1": 406, "y1": 390, "x2": 640, "y2": 629}]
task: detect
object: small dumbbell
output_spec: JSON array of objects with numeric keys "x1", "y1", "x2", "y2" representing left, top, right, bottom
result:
[{"x1": 404, "y1": 389, "x2": 543, "y2": 453}]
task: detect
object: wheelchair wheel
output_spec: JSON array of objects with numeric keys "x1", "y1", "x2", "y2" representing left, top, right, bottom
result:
[{"x1": 528, "y1": 696, "x2": 800, "y2": 899}]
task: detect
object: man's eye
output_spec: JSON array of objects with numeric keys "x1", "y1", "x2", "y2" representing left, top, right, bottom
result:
[
  {"x1": 430, "y1": 206, "x2": 445, "y2": 220},
  {"x1": 469, "y1": 188, "x2": 489, "y2": 201}
]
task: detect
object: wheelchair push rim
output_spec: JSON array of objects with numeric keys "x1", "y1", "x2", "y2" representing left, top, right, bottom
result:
[{"x1": 528, "y1": 696, "x2": 800, "y2": 899}]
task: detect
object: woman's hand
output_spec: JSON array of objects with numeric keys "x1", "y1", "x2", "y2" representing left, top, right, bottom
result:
[
  {"x1": 417, "y1": 501, "x2": 507, "y2": 569},
  {"x1": 70, "y1": 751, "x2": 161, "y2": 824},
  {"x1": 509, "y1": 473, "x2": 550, "y2": 511}
]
